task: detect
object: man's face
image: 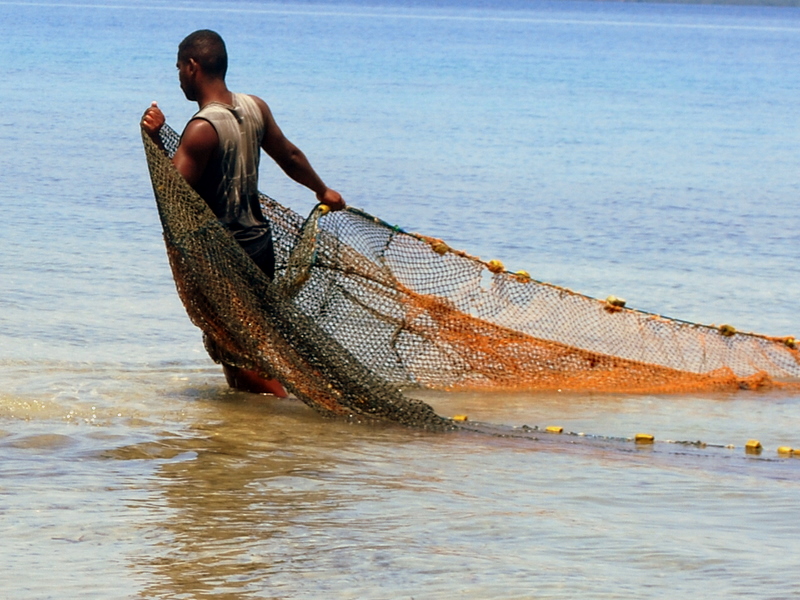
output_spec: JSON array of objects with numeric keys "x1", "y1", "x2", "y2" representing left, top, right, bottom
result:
[{"x1": 177, "y1": 58, "x2": 196, "y2": 101}]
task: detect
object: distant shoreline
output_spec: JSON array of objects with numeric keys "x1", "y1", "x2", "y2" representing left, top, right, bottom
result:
[{"x1": 589, "y1": 0, "x2": 800, "y2": 7}]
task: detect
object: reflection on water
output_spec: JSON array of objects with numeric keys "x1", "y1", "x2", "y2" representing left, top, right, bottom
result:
[
  {"x1": 1, "y1": 364, "x2": 799, "y2": 598},
  {"x1": 0, "y1": 368, "x2": 776, "y2": 599},
  {"x1": 123, "y1": 400, "x2": 345, "y2": 599}
]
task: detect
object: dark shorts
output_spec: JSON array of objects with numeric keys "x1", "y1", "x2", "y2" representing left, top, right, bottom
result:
[{"x1": 239, "y1": 229, "x2": 275, "y2": 280}]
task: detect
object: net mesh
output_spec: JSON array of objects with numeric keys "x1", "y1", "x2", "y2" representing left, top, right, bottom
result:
[
  {"x1": 143, "y1": 124, "x2": 800, "y2": 426},
  {"x1": 143, "y1": 126, "x2": 450, "y2": 430}
]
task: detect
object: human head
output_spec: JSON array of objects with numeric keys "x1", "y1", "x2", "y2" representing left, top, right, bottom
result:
[{"x1": 177, "y1": 29, "x2": 228, "y2": 79}]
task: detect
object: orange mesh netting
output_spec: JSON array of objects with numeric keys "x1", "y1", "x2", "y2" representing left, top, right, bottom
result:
[{"x1": 143, "y1": 124, "x2": 800, "y2": 425}]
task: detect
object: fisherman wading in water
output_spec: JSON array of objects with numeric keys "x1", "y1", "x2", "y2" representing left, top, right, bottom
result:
[{"x1": 141, "y1": 29, "x2": 345, "y2": 396}]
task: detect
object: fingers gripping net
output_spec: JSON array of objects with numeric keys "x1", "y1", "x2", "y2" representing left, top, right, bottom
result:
[
  {"x1": 145, "y1": 123, "x2": 800, "y2": 431},
  {"x1": 143, "y1": 126, "x2": 450, "y2": 429}
]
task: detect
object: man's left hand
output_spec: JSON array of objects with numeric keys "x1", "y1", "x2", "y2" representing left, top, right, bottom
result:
[{"x1": 317, "y1": 188, "x2": 346, "y2": 211}]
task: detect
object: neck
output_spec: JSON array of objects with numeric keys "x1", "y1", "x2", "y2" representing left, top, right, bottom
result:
[{"x1": 195, "y1": 78, "x2": 233, "y2": 109}]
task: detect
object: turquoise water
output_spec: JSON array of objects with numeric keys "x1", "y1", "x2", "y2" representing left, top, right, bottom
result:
[{"x1": 1, "y1": 0, "x2": 799, "y2": 598}]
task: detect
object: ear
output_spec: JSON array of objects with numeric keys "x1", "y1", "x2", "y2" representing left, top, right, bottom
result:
[{"x1": 187, "y1": 58, "x2": 200, "y2": 76}]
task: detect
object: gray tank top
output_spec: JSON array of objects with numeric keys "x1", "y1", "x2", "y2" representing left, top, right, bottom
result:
[{"x1": 189, "y1": 93, "x2": 268, "y2": 243}]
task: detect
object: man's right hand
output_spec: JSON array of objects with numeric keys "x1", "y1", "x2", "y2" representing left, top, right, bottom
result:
[{"x1": 141, "y1": 101, "x2": 165, "y2": 138}]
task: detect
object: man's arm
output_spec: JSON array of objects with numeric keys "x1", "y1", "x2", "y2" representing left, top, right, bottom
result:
[
  {"x1": 252, "y1": 95, "x2": 345, "y2": 211},
  {"x1": 141, "y1": 101, "x2": 217, "y2": 188},
  {"x1": 171, "y1": 119, "x2": 217, "y2": 188}
]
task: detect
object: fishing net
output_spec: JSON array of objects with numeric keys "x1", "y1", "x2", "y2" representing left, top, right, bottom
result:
[
  {"x1": 143, "y1": 125, "x2": 449, "y2": 430},
  {"x1": 143, "y1": 123, "x2": 800, "y2": 426}
]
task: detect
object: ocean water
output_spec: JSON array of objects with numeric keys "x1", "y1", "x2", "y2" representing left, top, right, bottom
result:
[{"x1": 1, "y1": 0, "x2": 799, "y2": 598}]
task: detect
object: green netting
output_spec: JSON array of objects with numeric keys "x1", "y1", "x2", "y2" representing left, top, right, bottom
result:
[
  {"x1": 143, "y1": 123, "x2": 800, "y2": 428},
  {"x1": 143, "y1": 125, "x2": 451, "y2": 430}
]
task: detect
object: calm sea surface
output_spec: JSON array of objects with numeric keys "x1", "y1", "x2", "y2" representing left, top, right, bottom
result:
[{"x1": 1, "y1": 0, "x2": 799, "y2": 598}]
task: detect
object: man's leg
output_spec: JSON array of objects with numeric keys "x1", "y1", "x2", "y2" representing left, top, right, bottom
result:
[
  {"x1": 222, "y1": 364, "x2": 288, "y2": 397},
  {"x1": 222, "y1": 229, "x2": 287, "y2": 397}
]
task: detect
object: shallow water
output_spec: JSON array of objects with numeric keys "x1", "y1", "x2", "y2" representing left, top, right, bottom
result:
[
  {"x1": 3, "y1": 368, "x2": 799, "y2": 599},
  {"x1": 2, "y1": 0, "x2": 800, "y2": 597}
]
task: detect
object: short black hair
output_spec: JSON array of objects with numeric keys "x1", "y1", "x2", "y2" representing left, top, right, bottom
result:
[{"x1": 178, "y1": 30, "x2": 228, "y2": 78}]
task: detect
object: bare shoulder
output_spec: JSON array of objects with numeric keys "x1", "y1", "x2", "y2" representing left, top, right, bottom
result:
[
  {"x1": 181, "y1": 118, "x2": 219, "y2": 154},
  {"x1": 247, "y1": 94, "x2": 269, "y2": 111},
  {"x1": 173, "y1": 118, "x2": 219, "y2": 184},
  {"x1": 247, "y1": 94, "x2": 276, "y2": 123}
]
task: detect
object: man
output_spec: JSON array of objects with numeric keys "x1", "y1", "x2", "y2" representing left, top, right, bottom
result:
[{"x1": 142, "y1": 29, "x2": 345, "y2": 396}]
